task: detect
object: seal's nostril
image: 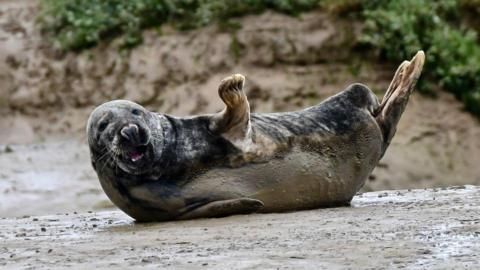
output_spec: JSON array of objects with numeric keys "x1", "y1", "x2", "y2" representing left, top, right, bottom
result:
[
  {"x1": 120, "y1": 124, "x2": 139, "y2": 143},
  {"x1": 120, "y1": 128, "x2": 130, "y2": 141}
]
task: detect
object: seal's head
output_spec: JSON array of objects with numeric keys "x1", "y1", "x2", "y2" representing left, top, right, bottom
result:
[{"x1": 87, "y1": 100, "x2": 161, "y2": 175}]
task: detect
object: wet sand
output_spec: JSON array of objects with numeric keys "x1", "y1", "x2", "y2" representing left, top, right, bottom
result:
[
  {"x1": 1, "y1": 186, "x2": 479, "y2": 269},
  {"x1": 0, "y1": 140, "x2": 114, "y2": 217}
]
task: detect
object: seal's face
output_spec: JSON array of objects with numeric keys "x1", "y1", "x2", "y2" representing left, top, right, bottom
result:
[{"x1": 87, "y1": 100, "x2": 161, "y2": 175}]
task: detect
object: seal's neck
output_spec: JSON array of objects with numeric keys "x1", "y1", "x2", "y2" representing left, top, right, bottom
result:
[{"x1": 146, "y1": 113, "x2": 177, "y2": 179}]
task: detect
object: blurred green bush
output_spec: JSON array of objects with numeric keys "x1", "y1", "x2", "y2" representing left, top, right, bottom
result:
[
  {"x1": 39, "y1": 0, "x2": 321, "y2": 50},
  {"x1": 39, "y1": 0, "x2": 480, "y2": 115},
  {"x1": 361, "y1": 0, "x2": 480, "y2": 116}
]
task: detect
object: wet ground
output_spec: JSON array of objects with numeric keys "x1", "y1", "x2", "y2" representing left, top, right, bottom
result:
[
  {"x1": 0, "y1": 140, "x2": 114, "y2": 218},
  {"x1": 1, "y1": 186, "x2": 479, "y2": 269}
]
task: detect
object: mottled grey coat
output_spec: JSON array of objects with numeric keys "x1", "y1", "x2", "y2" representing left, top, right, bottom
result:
[{"x1": 87, "y1": 51, "x2": 424, "y2": 222}]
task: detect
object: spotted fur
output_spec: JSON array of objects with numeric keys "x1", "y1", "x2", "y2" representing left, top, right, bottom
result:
[{"x1": 87, "y1": 52, "x2": 424, "y2": 222}]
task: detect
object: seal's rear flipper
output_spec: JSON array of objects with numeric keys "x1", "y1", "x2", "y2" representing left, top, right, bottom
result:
[
  {"x1": 178, "y1": 198, "x2": 264, "y2": 220},
  {"x1": 375, "y1": 50, "x2": 425, "y2": 153},
  {"x1": 209, "y1": 74, "x2": 252, "y2": 146}
]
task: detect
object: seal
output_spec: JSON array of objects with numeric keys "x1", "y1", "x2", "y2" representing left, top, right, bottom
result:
[{"x1": 87, "y1": 51, "x2": 425, "y2": 222}]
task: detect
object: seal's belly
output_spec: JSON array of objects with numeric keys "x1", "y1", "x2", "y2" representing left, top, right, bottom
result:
[
  {"x1": 183, "y1": 122, "x2": 383, "y2": 212},
  {"x1": 251, "y1": 149, "x2": 364, "y2": 211}
]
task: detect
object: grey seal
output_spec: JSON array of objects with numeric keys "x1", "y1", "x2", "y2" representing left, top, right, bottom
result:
[{"x1": 87, "y1": 51, "x2": 425, "y2": 222}]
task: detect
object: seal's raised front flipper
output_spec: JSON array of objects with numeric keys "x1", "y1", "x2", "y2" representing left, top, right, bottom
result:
[
  {"x1": 209, "y1": 74, "x2": 251, "y2": 145},
  {"x1": 178, "y1": 198, "x2": 264, "y2": 220},
  {"x1": 375, "y1": 50, "x2": 425, "y2": 153}
]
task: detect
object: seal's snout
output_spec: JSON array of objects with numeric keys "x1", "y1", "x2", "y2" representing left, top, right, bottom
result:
[
  {"x1": 120, "y1": 123, "x2": 149, "y2": 146},
  {"x1": 120, "y1": 123, "x2": 139, "y2": 143}
]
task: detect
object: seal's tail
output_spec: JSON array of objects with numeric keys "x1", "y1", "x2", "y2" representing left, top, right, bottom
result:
[{"x1": 374, "y1": 50, "x2": 425, "y2": 153}]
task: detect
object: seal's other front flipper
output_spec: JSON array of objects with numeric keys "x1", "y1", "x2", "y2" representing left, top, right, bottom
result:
[
  {"x1": 375, "y1": 50, "x2": 425, "y2": 154},
  {"x1": 209, "y1": 74, "x2": 251, "y2": 144},
  {"x1": 178, "y1": 198, "x2": 264, "y2": 220}
]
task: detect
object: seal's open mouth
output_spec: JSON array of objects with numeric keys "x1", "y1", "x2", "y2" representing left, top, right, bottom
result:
[
  {"x1": 115, "y1": 142, "x2": 152, "y2": 174},
  {"x1": 130, "y1": 150, "x2": 144, "y2": 162},
  {"x1": 127, "y1": 145, "x2": 147, "y2": 163}
]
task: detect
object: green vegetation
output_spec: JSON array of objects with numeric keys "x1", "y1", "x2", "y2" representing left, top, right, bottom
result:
[
  {"x1": 361, "y1": 0, "x2": 480, "y2": 115},
  {"x1": 39, "y1": 0, "x2": 321, "y2": 50},
  {"x1": 39, "y1": 0, "x2": 480, "y2": 115}
]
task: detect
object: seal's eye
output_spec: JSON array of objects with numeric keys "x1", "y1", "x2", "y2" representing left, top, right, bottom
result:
[
  {"x1": 98, "y1": 121, "x2": 109, "y2": 132},
  {"x1": 132, "y1": 108, "x2": 142, "y2": 116}
]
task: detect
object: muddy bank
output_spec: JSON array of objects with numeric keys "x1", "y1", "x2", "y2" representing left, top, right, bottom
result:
[
  {"x1": 1, "y1": 186, "x2": 479, "y2": 269},
  {"x1": 0, "y1": 1, "x2": 358, "y2": 115}
]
